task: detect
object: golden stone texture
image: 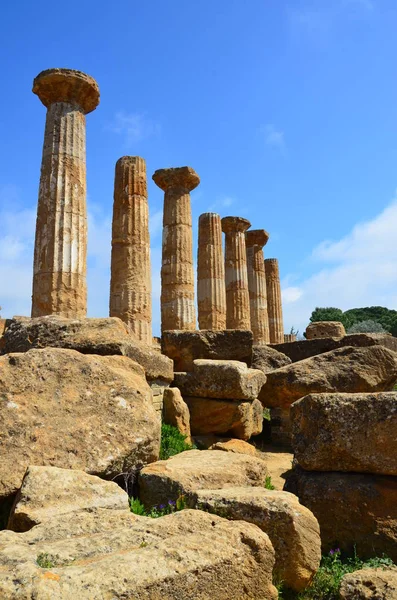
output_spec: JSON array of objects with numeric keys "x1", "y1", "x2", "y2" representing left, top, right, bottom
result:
[
  {"x1": 153, "y1": 167, "x2": 199, "y2": 332},
  {"x1": 109, "y1": 156, "x2": 152, "y2": 344},
  {"x1": 246, "y1": 229, "x2": 270, "y2": 345},
  {"x1": 221, "y1": 216, "x2": 251, "y2": 330},
  {"x1": 197, "y1": 212, "x2": 226, "y2": 330},
  {"x1": 31, "y1": 68, "x2": 100, "y2": 318},
  {"x1": 265, "y1": 258, "x2": 284, "y2": 344}
]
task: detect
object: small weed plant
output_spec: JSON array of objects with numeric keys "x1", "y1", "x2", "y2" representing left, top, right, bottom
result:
[
  {"x1": 264, "y1": 475, "x2": 275, "y2": 490},
  {"x1": 36, "y1": 553, "x2": 58, "y2": 569},
  {"x1": 159, "y1": 424, "x2": 195, "y2": 460},
  {"x1": 277, "y1": 548, "x2": 395, "y2": 599},
  {"x1": 129, "y1": 494, "x2": 186, "y2": 518}
]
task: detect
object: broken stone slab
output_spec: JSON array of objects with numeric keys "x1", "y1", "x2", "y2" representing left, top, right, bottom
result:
[
  {"x1": 192, "y1": 486, "x2": 321, "y2": 592},
  {"x1": 174, "y1": 359, "x2": 265, "y2": 400},
  {"x1": 291, "y1": 392, "x2": 397, "y2": 475},
  {"x1": 340, "y1": 567, "x2": 397, "y2": 600},
  {"x1": 139, "y1": 449, "x2": 268, "y2": 509},
  {"x1": 8, "y1": 465, "x2": 129, "y2": 532},
  {"x1": 284, "y1": 466, "x2": 397, "y2": 561},
  {"x1": 271, "y1": 332, "x2": 397, "y2": 363},
  {"x1": 185, "y1": 396, "x2": 263, "y2": 440},
  {"x1": 305, "y1": 320, "x2": 346, "y2": 339},
  {"x1": 1, "y1": 315, "x2": 174, "y2": 384},
  {"x1": 163, "y1": 388, "x2": 192, "y2": 444},
  {"x1": 252, "y1": 344, "x2": 291, "y2": 374},
  {"x1": 0, "y1": 348, "x2": 160, "y2": 502},
  {"x1": 209, "y1": 439, "x2": 258, "y2": 456},
  {"x1": 2, "y1": 467, "x2": 277, "y2": 600},
  {"x1": 162, "y1": 329, "x2": 253, "y2": 371}
]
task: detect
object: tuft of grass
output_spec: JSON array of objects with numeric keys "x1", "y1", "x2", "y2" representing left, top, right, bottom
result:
[
  {"x1": 277, "y1": 549, "x2": 395, "y2": 599},
  {"x1": 159, "y1": 424, "x2": 195, "y2": 460},
  {"x1": 36, "y1": 553, "x2": 57, "y2": 569},
  {"x1": 264, "y1": 475, "x2": 275, "y2": 490},
  {"x1": 263, "y1": 408, "x2": 271, "y2": 421},
  {"x1": 129, "y1": 494, "x2": 186, "y2": 518}
]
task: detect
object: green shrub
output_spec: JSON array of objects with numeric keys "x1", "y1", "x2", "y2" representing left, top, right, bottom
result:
[
  {"x1": 129, "y1": 494, "x2": 186, "y2": 518},
  {"x1": 159, "y1": 423, "x2": 195, "y2": 460}
]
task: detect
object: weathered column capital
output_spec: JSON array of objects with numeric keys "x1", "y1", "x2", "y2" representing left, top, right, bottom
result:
[
  {"x1": 152, "y1": 167, "x2": 200, "y2": 193},
  {"x1": 245, "y1": 229, "x2": 270, "y2": 248},
  {"x1": 221, "y1": 216, "x2": 251, "y2": 234},
  {"x1": 33, "y1": 68, "x2": 100, "y2": 114}
]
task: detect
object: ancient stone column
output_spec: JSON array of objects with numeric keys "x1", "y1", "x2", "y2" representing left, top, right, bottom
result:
[
  {"x1": 31, "y1": 68, "x2": 99, "y2": 317},
  {"x1": 110, "y1": 156, "x2": 152, "y2": 344},
  {"x1": 153, "y1": 167, "x2": 199, "y2": 332},
  {"x1": 221, "y1": 216, "x2": 251, "y2": 330},
  {"x1": 197, "y1": 212, "x2": 226, "y2": 330},
  {"x1": 265, "y1": 258, "x2": 284, "y2": 344},
  {"x1": 246, "y1": 229, "x2": 270, "y2": 344}
]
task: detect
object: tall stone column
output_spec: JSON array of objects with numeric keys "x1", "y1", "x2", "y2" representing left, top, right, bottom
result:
[
  {"x1": 153, "y1": 167, "x2": 199, "y2": 332},
  {"x1": 197, "y1": 212, "x2": 226, "y2": 330},
  {"x1": 31, "y1": 68, "x2": 99, "y2": 317},
  {"x1": 265, "y1": 258, "x2": 284, "y2": 343},
  {"x1": 221, "y1": 216, "x2": 251, "y2": 330},
  {"x1": 246, "y1": 229, "x2": 270, "y2": 344},
  {"x1": 110, "y1": 156, "x2": 152, "y2": 344}
]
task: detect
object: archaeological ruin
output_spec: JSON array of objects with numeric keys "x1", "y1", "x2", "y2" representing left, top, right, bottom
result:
[{"x1": 1, "y1": 67, "x2": 397, "y2": 600}]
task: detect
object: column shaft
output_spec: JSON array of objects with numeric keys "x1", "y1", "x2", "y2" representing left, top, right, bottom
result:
[
  {"x1": 246, "y1": 245, "x2": 270, "y2": 344},
  {"x1": 197, "y1": 213, "x2": 226, "y2": 330},
  {"x1": 110, "y1": 156, "x2": 152, "y2": 344},
  {"x1": 265, "y1": 258, "x2": 284, "y2": 343},
  {"x1": 32, "y1": 103, "x2": 87, "y2": 317},
  {"x1": 222, "y1": 217, "x2": 251, "y2": 330}
]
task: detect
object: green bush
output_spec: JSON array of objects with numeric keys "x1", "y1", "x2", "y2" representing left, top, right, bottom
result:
[
  {"x1": 159, "y1": 423, "x2": 195, "y2": 460},
  {"x1": 129, "y1": 494, "x2": 186, "y2": 518},
  {"x1": 277, "y1": 549, "x2": 395, "y2": 599},
  {"x1": 347, "y1": 319, "x2": 386, "y2": 334}
]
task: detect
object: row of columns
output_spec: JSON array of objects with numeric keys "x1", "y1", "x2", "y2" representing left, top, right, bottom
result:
[{"x1": 30, "y1": 67, "x2": 284, "y2": 344}]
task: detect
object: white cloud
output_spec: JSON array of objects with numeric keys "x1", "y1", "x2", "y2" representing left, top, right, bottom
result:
[
  {"x1": 282, "y1": 195, "x2": 397, "y2": 334},
  {"x1": 260, "y1": 124, "x2": 286, "y2": 152},
  {"x1": 106, "y1": 111, "x2": 160, "y2": 146}
]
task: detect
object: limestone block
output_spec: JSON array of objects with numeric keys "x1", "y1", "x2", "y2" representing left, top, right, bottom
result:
[
  {"x1": 162, "y1": 328, "x2": 253, "y2": 371},
  {"x1": 185, "y1": 396, "x2": 263, "y2": 440},
  {"x1": 193, "y1": 486, "x2": 321, "y2": 592},
  {"x1": 252, "y1": 344, "x2": 291, "y2": 374},
  {"x1": 163, "y1": 388, "x2": 192, "y2": 444},
  {"x1": 340, "y1": 568, "x2": 397, "y2": 599},
  {"x1": 291, "y1": 392, "x2": 397, "y2": 475},
  {"x1": 305, "y1": 320, "x2": 346, "y2": 339},
  {"x1": 174, "y1": 359, "x2": 265, "y2": 400}
]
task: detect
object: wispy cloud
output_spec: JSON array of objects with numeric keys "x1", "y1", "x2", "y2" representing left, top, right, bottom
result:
[
  {"x1": 282, "y1": 192, "x2": 397, "y2": 333},
  {"x1": 106, "y1": 111, "x2": 160, "y2": 146},
  {"x1": 259, "y1": 124, "x2": 286, "y2": 152},
  {"x1": 208, "y1": 195, "x2": 235, "y2": 212}
]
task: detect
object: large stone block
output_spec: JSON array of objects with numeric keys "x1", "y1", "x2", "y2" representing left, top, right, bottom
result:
[
  {"x1": 252, "y1": 344, "x2": 291, "y2": 374},
  {"x1": 2, "y1": 315, "x2": 173, "y2": 384},
  {"x1": 139, "y1": 449, "x2": 268, "y2": 508},
  {"x1": 271, "y1": 333, "x2": 397, "y2": 363},
  {"x1": 284, "y1": 466, "x2": 397, "y2": 561},
  {"x1": 162, "y1": 329, "x2": 253, "y2": 371},
  {"x1": 185, "y1": 396, "x2": 263, "y2": 440},
  {"x1": 291, "y1": 392, "x2": 397, "y2": 475},
  {"x1": 193, "y1": 486, "x2": 321, "y2": 592},
  {"x1": 260, "y1": 345, "x2": 397, "y2": 443},
  {"x1": 1, "y1": 467, "x2": 277, "y2": 600},
  {"x1": 305, "y1": 321, "x2": 346, "y2": 339},
  {"x1": 340, "y1": 568, "x2": 397, "y2": 599},
  {"x1": 174, "y1": 359, "x2": 265, "y2": 400},
  {"x1": 0, "y1": 348, "x2": 160, "y2": 501},
  {"x1": 163, "y1": 388, "x2": 192, "y2": 444}
]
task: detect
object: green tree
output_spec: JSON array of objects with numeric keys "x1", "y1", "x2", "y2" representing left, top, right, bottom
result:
[{"x1": 309, "y1": 307, "x2": 351, "y2": 328}]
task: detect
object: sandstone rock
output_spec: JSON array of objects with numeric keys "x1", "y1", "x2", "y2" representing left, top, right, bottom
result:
[
  {"x1": 174, "y1": 359, "x2": 265, "y2": 400},
  {"x1": 291, "y1": 392, "x2": 397, "y2": 475},
  {"x1": 8, "y1": 466, "x2": 128, "y2": 532},
  {"x1": 271, "y1": 333, "x2": 397, "y2": 363},
  {"x1": 193, "y1": 486, "x2": 321, "y2": 592},
  {"x1": 163, "y1": 388, "x2": 192, "y2": 444},
  {"x1": 305, "y1": 320, "x2": 346, "y2": 339},
  {"x1": 210, "y1": 439, "x2": 258, "y2": 456},
  {"x1": 185, "y1": 396, "x2": 263, "y2": 440},
  {"x1": 162, "y1": 328, "x2": 253, "y2": 371},
  {"x1": 257, "y1": 449, "x2": 294, "y2": 491},
  {"x1": 260, "y1": 346, "x2": 397, "y2": 442},
  {"x1": 340, "y1": 567, "x2": 397, "y2": 599},
  {"x1": 284, "y1": 466, "x2": 397, "y2": 561},
  {"x1": 0, "y1": 475, "x2": 277, "y2": 599},
  {"x1": 0, "y1": 348, "x2": 160, "y2": 501},
  {"x1": 139, "y1": 449, "x2": 268, "y2": 508},
  {"x1": 252, "y1": 344, "x2": 291, "y2": 373},
  {"x1": 1, "y1": 315, "x2": 173, "y2": 384}
]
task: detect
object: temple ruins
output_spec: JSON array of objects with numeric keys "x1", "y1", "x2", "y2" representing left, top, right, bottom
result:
[
  {"x1": 31, "y1": 68, "x2": 99, "y2": 318},
  {"x1": 246, "y1": 229, "x2": 270, "y2": 345},
  {"x1": 265, "y1": 258, "x2": 284, "y2": 344},
  {"x1": 109, "y1": 156, "x2": 152, "y2": 344}
]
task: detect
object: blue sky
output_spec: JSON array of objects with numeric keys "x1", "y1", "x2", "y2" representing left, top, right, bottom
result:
[{"x1": 2, "y1": 0, "x2": 397, "y2": 335}]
